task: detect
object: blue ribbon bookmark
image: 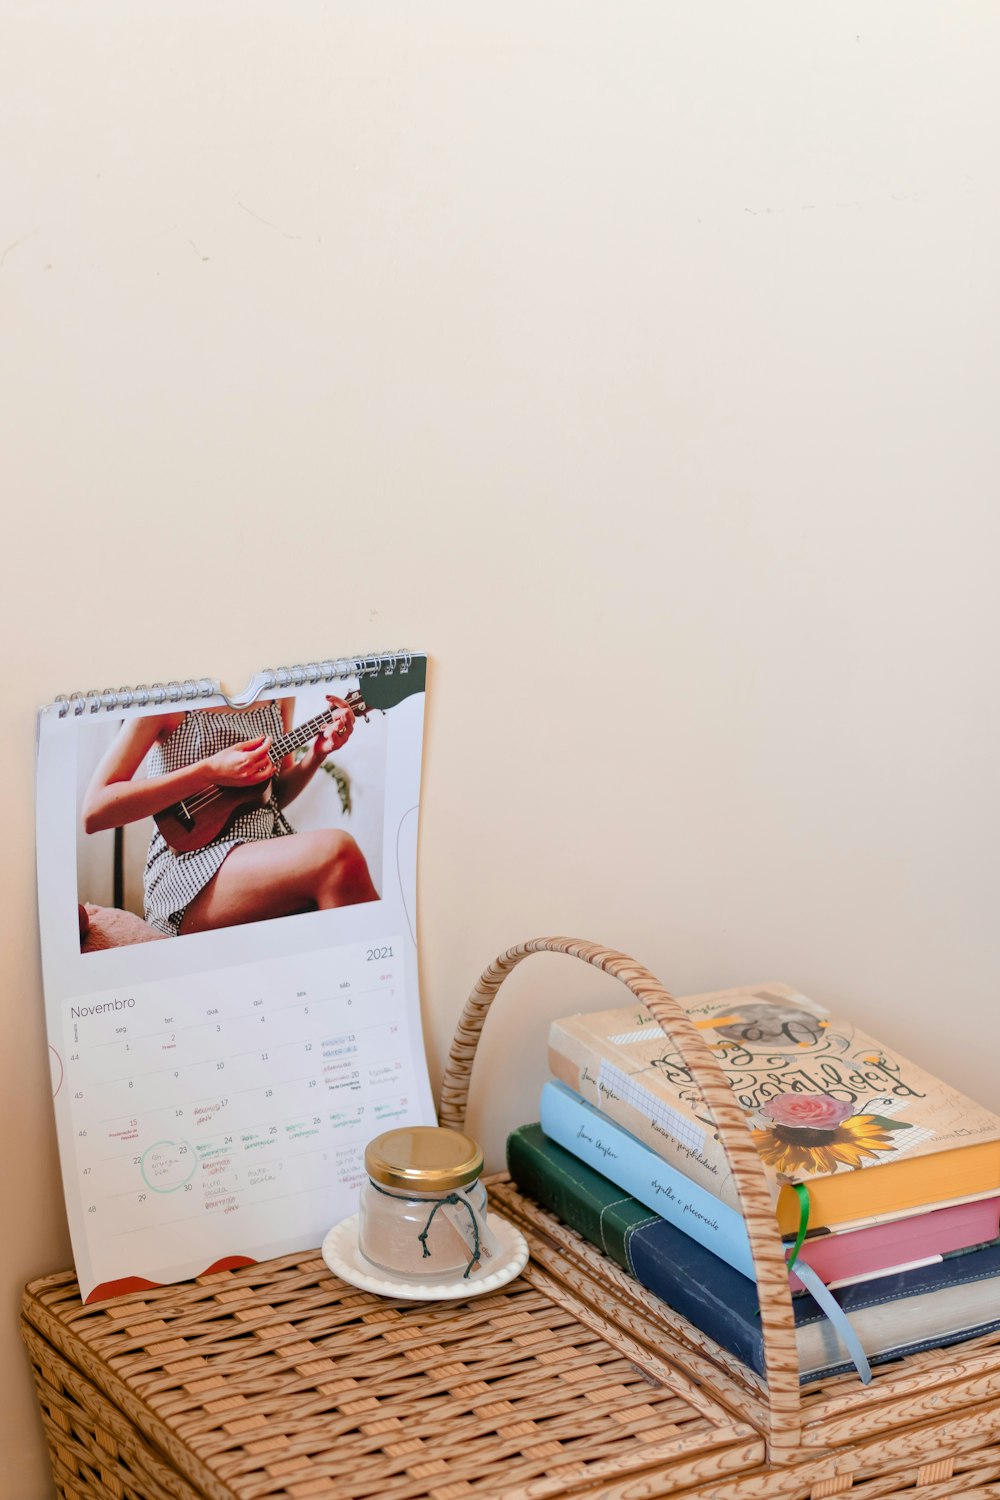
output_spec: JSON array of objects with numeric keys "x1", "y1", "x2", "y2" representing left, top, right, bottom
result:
[{"x1": 790, "y1": 1256, "x2": 873, "y2": 1384}]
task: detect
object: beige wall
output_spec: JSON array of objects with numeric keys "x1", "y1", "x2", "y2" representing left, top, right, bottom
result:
[{"x1": 4, "y1": 4, "x2": 999, "y2": 1492}]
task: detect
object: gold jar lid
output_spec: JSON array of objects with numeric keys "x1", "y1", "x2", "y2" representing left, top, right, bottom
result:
[{"x1": 364, "y1": 1126, "x2": 483, "y2": 1192}]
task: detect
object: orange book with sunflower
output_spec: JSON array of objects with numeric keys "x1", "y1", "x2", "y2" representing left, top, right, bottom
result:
[{"x1": 548, "y1": 983, "x2": 1000, "y2": 1235}]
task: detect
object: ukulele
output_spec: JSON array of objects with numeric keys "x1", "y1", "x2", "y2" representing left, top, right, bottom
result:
[{"x1": 154, "y1": 691, "x2": 370, "y2": 853}]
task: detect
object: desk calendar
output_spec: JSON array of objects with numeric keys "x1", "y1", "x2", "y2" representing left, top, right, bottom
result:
[{"x1": 36, "y1": 652, "x2": 436, "y2": 1302}]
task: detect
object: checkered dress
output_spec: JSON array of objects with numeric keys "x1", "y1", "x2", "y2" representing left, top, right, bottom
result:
[{"x1": 143, "y1": 702, "x2": 293, "y2": 935}]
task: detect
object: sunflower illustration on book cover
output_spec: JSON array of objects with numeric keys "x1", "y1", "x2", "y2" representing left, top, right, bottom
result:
[{"x1": 750, "y1": 1092, "x2": 912, "y2": 1180}]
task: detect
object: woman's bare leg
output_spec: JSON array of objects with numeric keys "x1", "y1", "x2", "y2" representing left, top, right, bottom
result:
[{"x1": 178, "y1": 831, "x2": 378, "y2": 935}]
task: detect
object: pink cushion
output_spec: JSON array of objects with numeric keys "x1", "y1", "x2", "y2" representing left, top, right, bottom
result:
[{"x1": 81, "y1": 903, "x2": 168, "y2": 951}]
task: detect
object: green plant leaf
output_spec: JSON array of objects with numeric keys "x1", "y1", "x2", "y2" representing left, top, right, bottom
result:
[{"x1": 320, "y1": 759, "x2": 351, "y2": 815}]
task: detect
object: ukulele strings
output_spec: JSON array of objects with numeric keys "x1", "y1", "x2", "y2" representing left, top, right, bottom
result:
[
  {"x1": 176, "y1": 704, "x2": 356, "y2": 817},
  {"x1": 181, "y1": 746, "x2": 284, "y2": 816}
]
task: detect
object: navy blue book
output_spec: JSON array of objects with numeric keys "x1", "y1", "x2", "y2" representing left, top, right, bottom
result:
[{"x1": 508, "y1": 1123, "x2": 1000, "y2": 1384}]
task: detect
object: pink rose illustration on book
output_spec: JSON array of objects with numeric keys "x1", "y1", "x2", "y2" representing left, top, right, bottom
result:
[{"x1": 752, "y1": 1092, "x2": 912, "y2": 1178}]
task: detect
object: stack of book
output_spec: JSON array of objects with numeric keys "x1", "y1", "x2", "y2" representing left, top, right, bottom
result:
[{"x1": 507, "y1": 982, "x2": 1000, "y2": 1385}]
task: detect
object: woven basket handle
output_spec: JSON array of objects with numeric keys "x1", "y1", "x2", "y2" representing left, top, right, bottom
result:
[{"x1": 438, "y1": 936, "x2": 801, "y2": 1463}]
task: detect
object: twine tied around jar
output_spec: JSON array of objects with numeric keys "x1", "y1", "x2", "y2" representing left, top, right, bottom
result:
[{"x1": 368, "y1": 1181, "x2": 481, "y2": 1278}]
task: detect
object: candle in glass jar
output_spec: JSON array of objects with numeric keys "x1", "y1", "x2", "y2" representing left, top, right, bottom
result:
[{"x1": 358, "y1": 1126, "x2": 492, "y2": 1281}]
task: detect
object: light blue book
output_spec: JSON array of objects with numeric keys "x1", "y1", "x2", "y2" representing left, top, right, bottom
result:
[{"x1": 540, "y1": 1079, "x2": 756, "y2": 1280}]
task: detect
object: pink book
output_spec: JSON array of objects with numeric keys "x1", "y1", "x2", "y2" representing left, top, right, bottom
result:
[{"x1": 789, "y1": 1196, "x2": 1000, "y2": 1293}]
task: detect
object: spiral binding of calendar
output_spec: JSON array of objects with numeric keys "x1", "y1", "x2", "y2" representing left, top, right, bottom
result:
[{"x1": 50, "y1": 650, "x2": 413, "y2": 717}]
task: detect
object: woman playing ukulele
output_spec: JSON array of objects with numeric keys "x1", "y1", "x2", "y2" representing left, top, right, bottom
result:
[{"x1": 82, "y1": 696, "x2": 377, "y2": 936}]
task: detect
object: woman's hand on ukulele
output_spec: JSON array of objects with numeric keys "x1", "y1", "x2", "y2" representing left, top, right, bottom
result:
[
  {"x1": 312, "y1": 696, "x2": 356, "y2": 758},
  {"x1": 206, "y1": 736, "x2": 275, "y2": 787}
]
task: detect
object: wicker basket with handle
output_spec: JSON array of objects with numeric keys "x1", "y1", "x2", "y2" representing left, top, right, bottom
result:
[
  {"x1": 439, "y1": 935, "x2": 802, "y2": 1462},
  {"x1": 21, "y1": 936, "x2": 1000, "y2": 1500}
]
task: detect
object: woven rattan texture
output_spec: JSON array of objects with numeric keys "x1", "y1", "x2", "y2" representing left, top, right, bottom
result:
[
  {"x1": 22, "y1": 1250, "x2": 762, "y2": 1500},
  {"x1": 23, "y1": 1317, "x2": 201, "y2": 1500},
  {"x1": 25, "y1": 1225, "x2": 1000, "y2": 1500}
]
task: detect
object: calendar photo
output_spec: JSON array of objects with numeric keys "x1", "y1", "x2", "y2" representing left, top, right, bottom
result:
[
  {"x1": 36, "y1": 656, "x2": 437, "y2": 1302},
  {"x1": 73, "y1": 684, "x2": 389, "y2": 952}
]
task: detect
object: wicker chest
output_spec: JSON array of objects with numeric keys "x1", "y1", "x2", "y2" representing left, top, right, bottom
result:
[{"x1": 21, "y1": 939, "x2": 1000, "y2": 1499}]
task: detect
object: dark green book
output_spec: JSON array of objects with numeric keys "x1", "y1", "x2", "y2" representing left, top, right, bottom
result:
[{"x1": 507, "y1": 1122, "x2": 653, "y2": 1275}]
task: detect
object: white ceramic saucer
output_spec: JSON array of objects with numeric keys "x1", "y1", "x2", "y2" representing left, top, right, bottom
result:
[{"x1": 321, "y1": 1212, "x2": 529, "y2": 1301}]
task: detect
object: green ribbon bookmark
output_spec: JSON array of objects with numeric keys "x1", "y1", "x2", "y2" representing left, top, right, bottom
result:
[{"x1": 785, "y1": 1182, "x2": 810, "y2": 1272}]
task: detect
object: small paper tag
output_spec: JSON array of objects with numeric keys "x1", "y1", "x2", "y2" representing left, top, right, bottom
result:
[{"x1": 439, "y1": 1200, "x2": 494, "y2": 1266}]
